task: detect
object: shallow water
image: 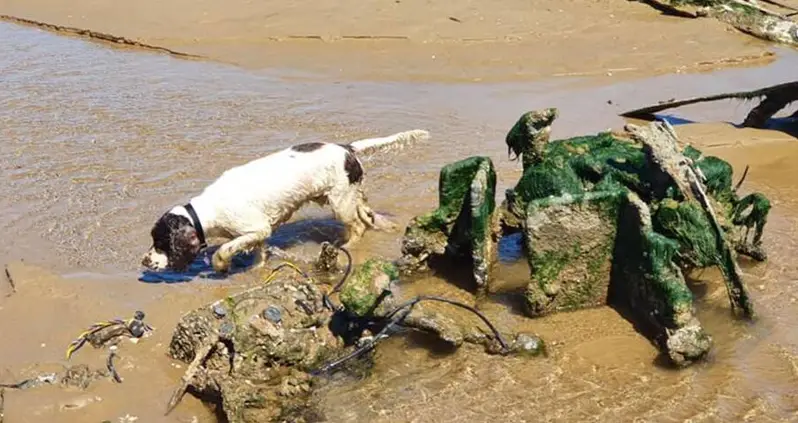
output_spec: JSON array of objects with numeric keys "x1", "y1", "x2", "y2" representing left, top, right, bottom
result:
[{"x1": 1, "y1": 21, "x2": 798, "y2": 423}]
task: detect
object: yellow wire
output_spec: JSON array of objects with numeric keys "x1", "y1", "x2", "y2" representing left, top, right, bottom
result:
[
  {"x1": 280, "y1": 261, "x2": 304, "y2": 275},
  {"x1": 65, "y1": 320, "x2": 126, "y2": 360},
  {"x1": 262, "y1": 261, "x2": 307, "y2": 285}
]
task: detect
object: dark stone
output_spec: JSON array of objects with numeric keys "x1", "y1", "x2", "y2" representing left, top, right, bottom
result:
[
  {"x1": 262, "y1": 306, "x2": 282, "y2": 324},
  {"x1": 212, "y1": 304, "x2": 228, "y2": 318},
  {"x1": 128, "y1": 320, "x2": 146, "y2": 338}
]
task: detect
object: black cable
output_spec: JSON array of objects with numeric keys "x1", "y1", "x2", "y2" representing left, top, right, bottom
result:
[
  {"x1": 314, "y1": 295, "x2": 511, "y2": 375},
  {"x1": 323, "y1": 245, "x2": 353, "y2": 311}
]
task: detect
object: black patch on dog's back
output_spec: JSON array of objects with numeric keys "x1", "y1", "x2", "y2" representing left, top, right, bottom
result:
[
  {"x1": 292, "y1": 142, "x2": 326, "y2": 152},
  {"x1": 343, "y1": 150, "x2": 364, "y2": 184}
]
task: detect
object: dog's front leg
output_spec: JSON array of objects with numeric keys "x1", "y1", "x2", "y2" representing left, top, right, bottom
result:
[{"x1": 212, "y1": 230, "x2": 270, "y2": 273}]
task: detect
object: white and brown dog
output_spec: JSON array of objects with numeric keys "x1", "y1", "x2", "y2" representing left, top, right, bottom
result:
[{"x1": 141, "y1": 129, "x2": 429, "y2": 273}]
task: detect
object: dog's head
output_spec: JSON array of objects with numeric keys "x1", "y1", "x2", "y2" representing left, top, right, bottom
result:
[{"x1": 141, "y1": 212, "x2": 201, "y2": 271}]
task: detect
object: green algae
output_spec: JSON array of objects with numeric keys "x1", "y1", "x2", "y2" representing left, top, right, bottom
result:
[
  {"x1": 523, "y1": 190, "x2": 626, "y2": 314},
  {"x1": 611, "y1": 196, "x2": 695, "y2": 327},
  {"x1": 340, "y1": 258, "x2": 398, "y2": 318},
  {"x1": 508, "y1": 131, "x2": 649, "y2": 222},
  {"x1": 653, "y1": 199, "x2": 720, "y2": 269},
  {"x1": 402, "y1": 156, "x2": 498, "y2": 290},
  {"x1": 506, "y1": 108, "x2": 558, "y2": 171}
]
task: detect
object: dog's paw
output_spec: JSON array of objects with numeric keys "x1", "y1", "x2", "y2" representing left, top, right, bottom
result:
[
  {"x1": 212, "y1": 252, "x2": 231, "y2": 273},
  {"x1": 372, "y1": 213, "x2": 398, "y2": 232}
]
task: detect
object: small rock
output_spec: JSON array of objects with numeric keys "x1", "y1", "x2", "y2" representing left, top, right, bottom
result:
[
  {"x1": 212, "y1": 304, "x2": 228, "y2": 318},
  {"x1": 356, "y1": 335, "x2": 374, "y2": 348},
  {"x1": 249, "y1": 315, "x2": 283, "y2": 340},
  {"x1": 262, "y1": 305, "x2": 282, "y2": 323},
  {"x1": 511, "y1": 333, "x2": 546, "y2": 357},
  {"x1": 757, "y1": 284, "x2": 765, "y2": 291},
  {"x1": 128, "y1": 320, "x2": 147, "y2": 337},
  {"x1": 118, "y1": 414, "x2": 139, "y2": 423},
  {"x1": 219, "y1": 321, "x2": 236, "y2": 339},
  {"x1": 59, "y1": 395, "x2": 101, "y2": 411}
]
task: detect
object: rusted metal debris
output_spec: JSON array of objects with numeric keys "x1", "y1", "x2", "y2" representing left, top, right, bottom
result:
[{"x1": 620, "y1": 81, "x2": 798, "y2": 128}]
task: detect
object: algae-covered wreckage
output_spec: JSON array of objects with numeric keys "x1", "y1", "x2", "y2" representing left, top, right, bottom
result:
[
  {"x1": 401, "y1": 109, "x2": 771, "y2": 365},
  {"x1": 634, "y1": 0, "x2": 798, "y2": 47},
  {"x1": 165, "y1": 110, "x2": 771, "y2": 422}
]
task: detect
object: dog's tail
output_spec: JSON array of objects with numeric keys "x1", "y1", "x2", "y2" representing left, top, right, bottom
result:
[{"x1": 347, "y1": 129, "x2": 430, "y2": 155}]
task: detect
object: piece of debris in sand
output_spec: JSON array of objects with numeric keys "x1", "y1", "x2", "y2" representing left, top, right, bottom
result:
[
  {"x1": 3, "y1": 265, "x2": 15, "y2": 296},
  {"x1": 0, "y1": 373, "x2": 57, "y2": 390},
  {"x1": 66, "y1": 311, "x2": 153, "y2": 359},
  {"x1": 634, "y1": 1, "x2": 798, "y2": 46},
  {"x1": 620, "y1": 80, "x2": 798, "y2": 128},
  {"x1": 107, "y1": 349, "x2": 123, "y2": 383},
  {"x1": 166, "y1": 271, "x2": 340, "y2": 421},
  {"x1": 166, "y1": 250, "x2": 521, "y2": 422}
]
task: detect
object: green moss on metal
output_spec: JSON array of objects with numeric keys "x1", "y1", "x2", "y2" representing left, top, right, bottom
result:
[
  {"x1": 560, "y1": 239, "x2": 614, "y2": 310},
  {"x1": 506, "y1": 108, "x2": 559, "y2": 171},
  {"x1": 529, "y1": 243, "x2": 581, "y2": 287},
  {"x1": 610, "y1": 195, "x2": 697, "y2": 328},
  {"x1": 340, "y1": 258, "x2": 398, "y2": 318},
  {"x1": 461, "y1": 158, "x2": 497, "y2": 253},
  {"x1": 695, "y1": 156, "x2": 735, "y2": 203},
  {"x1": 402, "y1": 156, "x2": 498, "y2": 290},
  {"x1": 510, "y1": 132, "x2": 648, "y2": 211},
  {"x1": 653, "y1": 199, "x2": 720, "y2": 268},
  {"x1": 524, "y1": 190, "x2": 625, "y2": 314},
  {"x1": 415, "y1": 156, "x2": 495, "y2": 232},
  {"x1": 733, "y1": 193, "x2": 771, "y2": 235}
]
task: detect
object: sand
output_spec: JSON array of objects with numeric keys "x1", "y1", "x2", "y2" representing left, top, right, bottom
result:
[
  {"x1": 1, "y1": 1, "x2": 797, "y2": 422},
  {"x1": 0, "y1": 0, "x2": 778, "y2": 81}
]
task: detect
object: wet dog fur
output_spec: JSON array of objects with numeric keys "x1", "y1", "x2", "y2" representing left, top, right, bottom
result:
[{"x1": 141, "y1": 129, "x2": 429, "y2": 273}]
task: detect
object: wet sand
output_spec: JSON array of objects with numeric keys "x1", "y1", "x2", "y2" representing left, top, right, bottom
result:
[
  {"x1": 0, "y1": 0, "x2": 778, "y2": 81},
  {"x1": 0, "y1": 3, "x2": 797, "y2": 423}
]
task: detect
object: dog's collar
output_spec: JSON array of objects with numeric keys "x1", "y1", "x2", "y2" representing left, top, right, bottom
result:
[{"x1": 183, "y1": 203, "x2": 207, "y2": 248}]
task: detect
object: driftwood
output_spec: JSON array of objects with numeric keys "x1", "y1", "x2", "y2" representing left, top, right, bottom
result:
[
  {"x1": 165, "y1": 336, "x2": 218, "y2": 415},
  {"x1": 621, "y1": 81, "x2": 798, "y2": 128},
  {"x1": 625, "y1": 121, "x2": 754, "y2": 318}
]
